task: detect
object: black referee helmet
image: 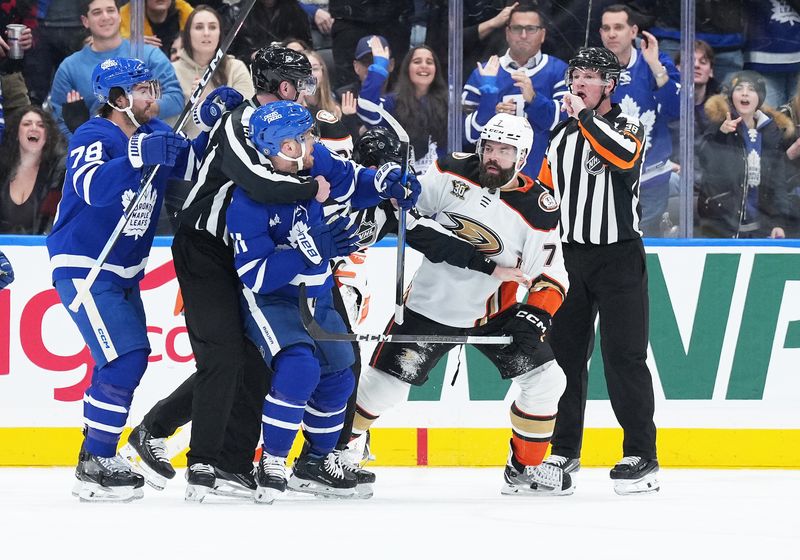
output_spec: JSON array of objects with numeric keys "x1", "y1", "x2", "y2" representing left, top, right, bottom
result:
[
  {"x1": 251, "y1": 45, "x2": 315, "y2": 98},
  {"x1": 566, "y1": 47, "x2": 622, "y2": 93}
]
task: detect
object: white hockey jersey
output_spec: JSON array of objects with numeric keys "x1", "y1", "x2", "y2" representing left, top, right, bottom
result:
[{"x1": 407, "y1": 153, "x2": 569, "y2": 328}]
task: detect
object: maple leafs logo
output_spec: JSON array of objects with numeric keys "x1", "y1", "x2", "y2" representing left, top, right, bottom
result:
[
  {"x1": 618, "y1": 95, "x2": 655, "y2": 158},
  {"x1": 770, "y1": 0, "x2": 800, "y2": 25},
  {"x1": 121, "y1": 187, "x2": 157, "y2": 240}
]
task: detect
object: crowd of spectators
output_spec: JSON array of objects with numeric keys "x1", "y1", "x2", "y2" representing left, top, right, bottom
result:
[{"x1": 0, "y1": 0, "x2": 799, "y2": 239}]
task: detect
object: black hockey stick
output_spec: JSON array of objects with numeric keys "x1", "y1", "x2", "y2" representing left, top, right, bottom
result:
[
  {"x1": 357, "y1": 97, "x2": 410, "y2": 325},
  {"x1": 68, "y1": 0, "x2": 257, "y2": 312},
  {"x1": 298, "y1": 284, "x2": 512, "y2": 344}
]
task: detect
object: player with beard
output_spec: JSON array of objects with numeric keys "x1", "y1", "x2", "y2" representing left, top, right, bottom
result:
[{"x1": 346, "y1": 113, "x2": 576, "y2": 496}]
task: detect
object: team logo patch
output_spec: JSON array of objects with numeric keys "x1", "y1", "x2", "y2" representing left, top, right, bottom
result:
[
  {"x1": 442, "y1": 212, "x2": 503, "y2": 256},
  {"x1": 538, "y1": 191, "x2": 559, "y2": 212},
  {"x1": 316, "y1": 109, "x2": 337, "y2": 124},
  {"x1": 451, "y1": 152, "x2": 472, "y2": 159},
  {"x1": 450, "y1": 179, "x2": 470, "y2": 199},
  {"x1": 584, "y1": 151, "x2": 605, "y2": 175}
]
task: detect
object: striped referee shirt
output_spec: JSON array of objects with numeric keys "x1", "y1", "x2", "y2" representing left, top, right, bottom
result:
[
  {"x1": 538, "y1": 105, "x2": 645, "y2": 245},
  {"x1": 178, "y1": 99, "x2": 318, "y2": 241}
]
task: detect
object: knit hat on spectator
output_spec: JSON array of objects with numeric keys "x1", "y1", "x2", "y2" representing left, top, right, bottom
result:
[
  {"x1": 355, "y1": 35, "x2": 389, "y2": 61},
  {"x1": 727, "y1": 71, "x2": 767, "y2": 110}
]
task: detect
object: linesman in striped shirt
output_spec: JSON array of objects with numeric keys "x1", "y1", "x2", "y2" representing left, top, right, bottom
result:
[{"x1": 536, "y1": 47, "x2": 660, "y2": 495}]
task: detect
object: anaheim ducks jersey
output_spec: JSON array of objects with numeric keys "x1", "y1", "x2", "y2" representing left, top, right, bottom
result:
[{"x1": 407, "y1": 153, "x2": 569, "y2": 328}]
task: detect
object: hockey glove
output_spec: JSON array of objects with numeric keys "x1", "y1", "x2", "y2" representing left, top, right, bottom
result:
[
  {"x1": 501, "y1": 304, "x2": 551, "y2": 359},
  {"x1": 192, "y1": 86, "x2": 244, "y2": 131},
  {"x1": 128, "y1": 131, "x2": 190, "y2": 169},
  {"x1": 0, "y1": 250, "x2": 14, "y2": 290},
  {"x1": 297, "y1": 216, "x2": 360, "y2": 266},
  {"x1": 374, "y1": 162, "x2": 421, "y2": 210}
]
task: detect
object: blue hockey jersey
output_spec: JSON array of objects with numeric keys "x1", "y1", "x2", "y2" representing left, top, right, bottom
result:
[
  {"x1": 612, "y1": 49, "x2": 681, "y2": 186},
  {"x1": 47, "y1": 117, "x2": 202, "y2": 287},
  {"x1": 744, "y1": 0, "x2": 800, "y2": 73},
  {"x1": 462, "y1": 50, "x2": 568, "y2": 177}
]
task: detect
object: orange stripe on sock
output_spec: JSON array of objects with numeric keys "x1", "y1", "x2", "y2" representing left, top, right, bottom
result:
[{"x1": 511, "y1": 433, "x2": 550, "y2": 467}]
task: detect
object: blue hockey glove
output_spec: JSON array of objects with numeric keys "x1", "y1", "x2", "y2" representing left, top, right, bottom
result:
[
  {"x1": 374, "y1": 162, "x2": 421, "y2": 210},
  {"x1": 0, "y1": 250, "x2": 14, "y2": 290},
  {"x1": 297, "y1": 216, "x2": 360, "y2": 266},
  {"x1": 193, "y1": 86, "x2": 244, "y2": 131},
  {"x1": 128, "y1": 131, "x2": 190, "y2": 169}
]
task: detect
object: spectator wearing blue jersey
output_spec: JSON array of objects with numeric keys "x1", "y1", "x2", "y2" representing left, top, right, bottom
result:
[
  {"x1": 48, "y1": 0, "x2": 184, "y2": 140},
  {"x1": 356, "y1": 37, "x2": 447, "y2": 174},
  {"x1": 0, "y1": 249, "x2": 13, "y2": 290},
  {"x1": 600, "y1": 4, "x2": 680, "y2": 237},
  {"x1": 46, "y1": 57, "x2": 234, "y2": 502},
  {"x1": 461, "y1": 5, "x2": 568, "y2": 179}
]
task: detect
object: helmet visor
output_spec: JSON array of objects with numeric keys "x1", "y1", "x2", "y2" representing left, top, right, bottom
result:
[
  {"x1": 566, "y1": 68, "x2": 610, "y2": 90},
  {"x1": 130, "y1": 79, "x2": 162, "y2": 101},
  {"x1": 477, "y1": 139, "x2": 518, "y2": 165},
  {"x1": 296, "y1": 75, "x2": 317, "y2": 96}
]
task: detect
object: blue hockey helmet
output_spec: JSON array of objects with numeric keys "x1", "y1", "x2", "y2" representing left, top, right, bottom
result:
[
  {"x1": 250, "y1": 101, "x2": 315, "y2": 159},
  {"x1": 92, "y1": 57, "x2": 160, "y2": 104}
]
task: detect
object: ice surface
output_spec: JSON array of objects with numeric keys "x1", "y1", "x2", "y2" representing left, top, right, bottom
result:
[{"x1": 1, "y1": 467, "x2": 797, "y2": 558}]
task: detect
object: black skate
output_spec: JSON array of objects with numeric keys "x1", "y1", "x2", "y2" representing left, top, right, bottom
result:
[
  {"x1": 610, "y1": 456, "x2": 660, "y2": 495},
  {"x1": 75, "y1": 450, "x2": 145, "y2": 502},
  {"x1": 334, "y1": 447, "x2": 375, "y2": 499},
  {"x1": 254, "y1": 453, "x2": 287, "y2": 504},
  {"x1": 185, "y1": 463, "x2": 216, "y2": 502},
  {"x1": 501, "y1": 447, "x2": 574, "y2": 496},
  {"x1": 288, "y1": 452, "x2": 357, "y2": 498},
  {"x1": 213, "y1": 465, "x2": 257, "y2": 499},
  {"x1": 120, "y1": 424, "x2": 175, "y2": 491}
]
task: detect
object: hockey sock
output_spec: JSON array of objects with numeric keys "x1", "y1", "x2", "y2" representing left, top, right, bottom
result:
[
  {"x1": 83, "y1": 349, "x2": 149, "y2": 457},
  {"x1": 262, "y1": 345, "x2": 320, "y2": 458},
  {"x1": 509, "y1": 402, "x2": 556, "y2": 467},
  {"x1": 303, "y1": 367, "x2": 354, "y2": 456},
  {"x1": 351, "y1": 405, "x2": 380, "y2": 438}
]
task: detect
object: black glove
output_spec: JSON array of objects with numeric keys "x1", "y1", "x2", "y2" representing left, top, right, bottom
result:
[
  {"x1": 502, "y1": 304, "x2": 551, "y2": 359},
  {"x1": 62, "y1": 99, "x2": 90, "y2": 133},
  {"x1": 297, "y1": 216, "x2": 359, "y2": 266}
]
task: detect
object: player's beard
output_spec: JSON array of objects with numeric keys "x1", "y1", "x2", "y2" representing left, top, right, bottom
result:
[
  {"x1": 479, "y1": 160, "x2": 515, "y2": 190},
  {"x1": 132, "y1": 101, "x2": 159, "y2": 126}
]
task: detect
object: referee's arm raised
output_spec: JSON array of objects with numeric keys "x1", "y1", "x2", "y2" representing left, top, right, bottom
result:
[{"x1": 575, "y1": 107, "x2": 645, "y2": 171}]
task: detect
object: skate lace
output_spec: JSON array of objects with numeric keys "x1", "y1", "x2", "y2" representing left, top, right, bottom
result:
[
  {"x1": 98, "y1": 454, "x2": 130, "y2": 473},
  {"x1": 190, "y1": 463, "x2": 215, "y2": 476},
  {"x1": 323, "y1": 453, "x2": 346, "y2": 480},
  {"x1": 544, "y1": 454, "x2": 569, "y2": 468},
  {"x1": 618, "y1": 456, "x2": 642, "y2": 467},
  {"x1": 526, "y1": 463, "x2": 562, "y2": 488},
  {"x1": 261, "y1": 455, "x2": 286, "y2": 478},
  {"x1": 334, "y1": 449, "x2": 360, "y2": 473},
  {"x1": 146, "y1": 437, "x2": 170, "y2": 462}
]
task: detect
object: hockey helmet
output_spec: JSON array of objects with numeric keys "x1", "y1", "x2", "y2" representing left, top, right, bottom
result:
[
  {"x1": 92, "y1": 57, "x2": 160, "y2": 104},
  {"x1": 353, "y1": 126, "x2": 403, "y2": 168},
  {"x1": 566, "y1": 47, "x2": 621, "y2": 93},
  {"x1": 250, "y1": 101, "x2": 315, "y2": 168},
  {"x1": 727, "y1": 70, "x2": 767, "y2": 110},
  {"x1": 478, "y1": 113, "x2": 533, "y2": 173},
  {"x1": 251, "y1": 45, "x2": 316, "y2": 99}
]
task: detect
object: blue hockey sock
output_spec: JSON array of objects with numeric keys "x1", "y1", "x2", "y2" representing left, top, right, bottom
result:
[
  {"x1": 303, "y1": 367, "x2": 354, "y2": 456},
  {"x1": 262, "y1": 344, "x2": 320, "y2": 458}
]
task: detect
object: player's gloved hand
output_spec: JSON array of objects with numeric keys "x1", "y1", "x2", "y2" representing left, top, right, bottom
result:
[
  {"x1": 128, "y1": 131, "x2": 190, "y2": 169},
  {"x1": 501, "y1": 304, "x2": 551, "y2": 359},
  {"x1": 192, "y1": 86, "x2": 244, "y2": 131},
  {"x1": 374, "y1": 162, "x2": 421, "y2": 209},
  {"x1": 298, "y1": 216, "x2": 360, "y2": 266},
  {"x1": 0, "y1": 250, "x2": 14, "y2": 290}
]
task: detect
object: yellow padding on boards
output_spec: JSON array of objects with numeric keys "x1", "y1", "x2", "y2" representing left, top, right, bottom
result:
[{"x1": 1, "y1": 427, "x2": 800, "y2": 468}]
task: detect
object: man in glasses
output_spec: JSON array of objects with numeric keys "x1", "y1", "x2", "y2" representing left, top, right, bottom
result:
[{"x1": 462, "y1": 4, "x2": 568, "y2": 178}]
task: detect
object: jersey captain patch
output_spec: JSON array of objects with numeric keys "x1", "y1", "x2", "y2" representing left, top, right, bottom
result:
[{"x1": 442, "y1": 212, "x2": 504, "y2": 256}]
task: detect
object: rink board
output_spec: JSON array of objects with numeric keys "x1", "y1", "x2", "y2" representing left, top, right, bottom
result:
[{"x1": 1, "y1": 236, "x2": 799, "y2": 467}]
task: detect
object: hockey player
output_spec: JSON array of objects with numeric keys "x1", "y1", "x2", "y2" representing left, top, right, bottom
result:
[
  {"x1": 46, "y1": 57, "x2": 237, "y2": 502},
  {"x1": 349, "y1": 113, "x2": 574, "y2": 496},
  {"x1": 0, "y1": 250, "x2": 13, "y2": 290},
  {"x1": 230, "y1": 100, "x2": 418, "y2": 504}
]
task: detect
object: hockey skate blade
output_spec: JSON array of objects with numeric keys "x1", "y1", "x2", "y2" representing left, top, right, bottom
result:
[
  {"x1": 212, "y1": 480, "x2": 255, "y2": 500},
  {"x1": 254, "y1": 486, "x2": 285, "y2": 504},
  {"x1": 184, "y1": 484, "x2": 213, "y2": 503},
  {"x1": 119, "y1": 444, "x2": 168, "y2": 491},
  {"x1": 287, "y1": 477, "x2": 358, "y2": 499},
  {"x1": 501, "y1": 482, "x2": 575, "y2": 497},
  {"x1": 355, "y1": 483, "x2": 374, "y2": 499},
  {"x1": 77, "y1": 481, "x2": 141, "y2": 503},
  {"x1": 613, "y1": 473, "x2": 660, "y2": 496}
]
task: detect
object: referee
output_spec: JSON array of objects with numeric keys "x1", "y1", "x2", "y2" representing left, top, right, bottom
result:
[{"x1": 536, "y1": 47, "x2": 659, "y2": 495}]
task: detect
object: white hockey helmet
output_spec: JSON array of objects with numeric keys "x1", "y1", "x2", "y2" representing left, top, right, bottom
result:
[{"x1": 477, "y1": 114, "x2": 533, "y2": 173}]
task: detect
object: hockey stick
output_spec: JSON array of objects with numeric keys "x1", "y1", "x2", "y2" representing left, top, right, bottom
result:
[
  {"x1": 356, "y1": 97, "x2": 410, "y2": 325},
  {"x1": 584, "y1": 0, "x2": 593, "y2": 47},
  {"x1": 67, "y1": 0, "x2": 257, "y2": 313},
  {"x1": 298, "y1": 284, "x2": 512, "y2": 344}
]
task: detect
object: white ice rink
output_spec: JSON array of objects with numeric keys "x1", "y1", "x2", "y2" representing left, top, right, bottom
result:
[{"x1": 1, "y1": 467, "x2": 798, "y2": 558}]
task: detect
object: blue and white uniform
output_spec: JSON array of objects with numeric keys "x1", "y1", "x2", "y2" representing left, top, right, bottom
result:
[
  {"x1": 462, "y1": 50, "x2": 568, "y2": 177},
  {"x1": 47, "y1": 116, "x2": 204, "y2": 458}
]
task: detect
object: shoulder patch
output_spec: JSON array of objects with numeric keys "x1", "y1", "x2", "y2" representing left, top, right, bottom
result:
[
  {"x1": 538, "y1": 191, "x2": 559, "y2": 212},
  {"x1": 315, "y1": 109, "x2": 338, "y2": 124},
  {"x1": 500, "y1": 183, "x2": 560, "y2": 231},
  {"x1": 451, "y1": 152, "x2": 472, "y2": 159}
]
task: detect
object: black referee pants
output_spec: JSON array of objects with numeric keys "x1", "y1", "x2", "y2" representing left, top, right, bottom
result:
[
  {"x1": 549, "y1": 238, "x2": 657, "y2": 461},
  {"x1": 147, "y1": 226, "x2": 269, "y2": 472}
]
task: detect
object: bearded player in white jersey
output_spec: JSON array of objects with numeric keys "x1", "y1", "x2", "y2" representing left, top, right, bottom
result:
[{"x1": 348, "y1": 113, "x2": 575, "y2": 495}]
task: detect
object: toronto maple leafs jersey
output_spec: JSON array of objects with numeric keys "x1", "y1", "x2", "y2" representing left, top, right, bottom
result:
[
  {"x1": 47, "y1": 117, "x2": 200, "y2": 287},
  {"x1": 462, "y1": 50, "x2": 568, "y2": 177},
  {"x1": 743, "y1": 0, "x2": 800, "y2": 73},
  {"x1": 611, "y1": 49, "x2": 680, "y2": 186},
  {"x1": 407, "y1": 153, "x2": 569, "y2": 328}
]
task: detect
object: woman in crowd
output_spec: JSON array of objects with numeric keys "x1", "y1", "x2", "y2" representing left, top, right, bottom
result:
[
  {"x1": 698, "y1": 71, "x2": 795, "y2": 238},
  {"x1": 357, "y1": 38, "x2": 448, "y2": 173},
  {"x1": 301, "y1": 49, "x2": 360, "y2": 139},
  {"x1": 170, "y1": 5, "x2": 254, "y2": 138},
  {"x1": 0, "y1": 105, "x2": 65, "y2": 234}
]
